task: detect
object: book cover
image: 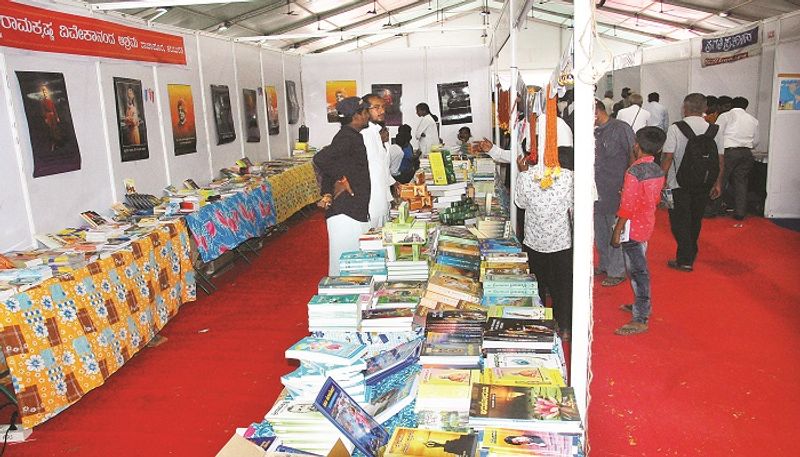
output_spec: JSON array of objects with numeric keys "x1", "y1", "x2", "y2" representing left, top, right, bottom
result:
[
  {"x1": 427, "y1": 272, "x2": 481, "y2": 302},
  {"x1": 314, "y1": 378, "x2": 390, "y2": 457},
  {"x1": 308, "y1": 294, "x2": 362, "y2": 306},
  {"x1": 384, "y1": 427, "x2": 478, "y2": 457},
  {"x1": 318, "y1": 276, "x2": 373, "y2": 289},
  {"x1": 285, "y1": 337, "x2": 367, "y2": 365},
  {"x1": 479, "y1": 427, "x2": 577, "y2": 455},
  {"x1": 483, "y1": 318, "x2": 557, "y2": 343},
  {"x1": 468, "y1": 384, "x2": 580, "y2": 423},
  {"x1": 479, "y1": 367, "x2": 566, "y2": 388},
  {"x1": 487, "y1": 306, "x2": 552, "y2": 320}
]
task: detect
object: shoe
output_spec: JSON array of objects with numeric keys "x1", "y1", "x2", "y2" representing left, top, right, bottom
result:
[
  {"x1": 593, "y1": 267, "x2": 606, "y2": 276},
  {"x1": 601, "y1": 276, "x2": 625, "y2": 287},
  {"x1": 667, "y1": 260, "x2": 693, "y2": 272},
  {"x1": 615, "y1": 321, "x2": 649, "y2": 336},
  {"x1": 619, "y1": 304, "x2": 633, "y2": 313}
]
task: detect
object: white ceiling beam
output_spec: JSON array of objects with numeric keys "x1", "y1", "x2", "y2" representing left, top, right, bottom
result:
[
  {"x1": 530, "y1": 6, "x2": 677, "y2": 42},
  {"x1": 92, "y1": 0, "x2": 253, "y2": 11}
]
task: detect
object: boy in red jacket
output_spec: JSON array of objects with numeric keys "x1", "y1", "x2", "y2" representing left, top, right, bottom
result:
[{"x1": 612, "y1": 127, "x2": 667, "y2": 335}]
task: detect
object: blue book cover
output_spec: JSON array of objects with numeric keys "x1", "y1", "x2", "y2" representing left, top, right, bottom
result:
[
  {"x1": 285, "y1": 337, "x2": 367, "y2": 365},
  {"x1": 314, "y1": 378, "x2": 390, "y2": 457},
  {"x1": 308, "y1": 294, "x2": 362, "y2": 306}
]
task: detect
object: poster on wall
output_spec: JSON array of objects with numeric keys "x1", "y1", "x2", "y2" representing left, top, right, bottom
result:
[
  {"x1": 15, "y1": 71, "x2": 81, "y2": 177},
  {"x1": 167, "y1": 84, "x2": 197, "y2": 155},
  {"x1": 285, "y1": 80, "x2": 300, "y2": 125},
  {"x1": 326, "y1": 80, "x2": 357, "y2": 123},
  {"x1": 211, "y1": 85, "x2": 236, "y2": 145},
  {"x1": 242, "y1": 89, "x2": 260, "y2": 143},
  {"x1": 113, "y1": 77, "x2": 149, "y2": 162},
  {"x1": 777, "y1": 74, "x2": 800, "y2": 111},
  {"x1": 371, "y1": 84, "x2": 402, "y2": 126},
  {"x1": 437, "y1": 81, "x2": 472, "y2": 125},
  {"x1": 265, "y1": 85, "x2": 280, "y2": 135}
]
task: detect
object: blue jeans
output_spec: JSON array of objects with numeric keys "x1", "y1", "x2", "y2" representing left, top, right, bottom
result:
[{"x1": 622, "y1": 240, "x2": 651, "y2": 323}]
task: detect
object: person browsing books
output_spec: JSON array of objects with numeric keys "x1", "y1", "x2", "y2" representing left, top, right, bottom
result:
[
  {"x1": 412, "y1": 103, "x2": 440, "y2": 157},
  {"x1": 312, "y1": 97, "x2": 372, "y2": 276},
  {"x1": 611, "y1": 126, "x2": 667, "y2": 336},
  {"x1": 362, "y1": 94, "x2": 396, "y2": 229}
]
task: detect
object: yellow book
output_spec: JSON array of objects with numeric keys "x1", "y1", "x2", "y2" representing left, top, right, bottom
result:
[
  {"x1": 479, "y1": 367, "x2": 565, "y2": 387},
  {"x1": 429, "y1": 151, "x2": 449, "y2": 185},
  {"x1": 384, "y1": 427, "x2": 478, "y2": 457}
]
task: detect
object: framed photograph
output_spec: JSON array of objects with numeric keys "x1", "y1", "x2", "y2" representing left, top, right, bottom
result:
[
  {"x1": 167, "y1": 84, "x2": 197, "y2": 155},
  {"x1": 16, "y1": 71, "x2": 81, "y2": 177},
  {"x1": 113, "y1": 77, "x2": 149, "y2": 162},
  {"x1": 438, "y1": 81, "x2": 473, "y2": 125},
  {"x1": 265, "y1": 85, "x2": 279, "y2": 135},
  {"x1": 326, "y1": 80, "x2": 357, "y2": 123},
  {"x1": 372, "y1": 84, "x2": 402, "y2": 126},
  {"x1": 285, "y1": 80, "x2": 300, "y2": 125},
  {"x1": 777, "y1": 74, "x2": 800, "y2": 111},
  {"x1": 211, "y1": 84, "x2": 236, "y2": 145},
  {"x1": 242, "y1": 88, "x2": 260, "y2": 142}
]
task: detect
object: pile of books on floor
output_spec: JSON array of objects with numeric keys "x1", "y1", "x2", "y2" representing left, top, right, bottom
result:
[
  {"x1": 429, "y1": 181, "x2": 469, "y2": 210},
  {"x1": 338, "y1": 251, "x2": 387, "y2": 281},
  {"x1": 386, "y1": 251, "x2": 429, "y2": 281}
]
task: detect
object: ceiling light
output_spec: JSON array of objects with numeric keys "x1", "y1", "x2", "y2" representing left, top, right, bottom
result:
[
  {"x1": 718, "y1": 11, "x2": 729, "y2": 17},
  {"x1": 149, "y1": 6, "x2": 170, "y2": 21},
  {"x1": 367, "y1": 0, "x2": 377, "y2": 14},
  {"x1": 218, "y1": 21, "x2": 231, "y2": 32},
  {"x1": 92, "y1": 0, "x2": 252, "y2": 11}
]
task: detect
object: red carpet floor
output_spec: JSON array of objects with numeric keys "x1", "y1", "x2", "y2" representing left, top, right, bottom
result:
[{"x1": 6, "y1": 209, "x2": 799, "y2": 456}]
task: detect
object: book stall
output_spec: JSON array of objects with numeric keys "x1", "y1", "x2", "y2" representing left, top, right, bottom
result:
[{"x1": 221, "y1": 104, "x2": 585, "y2": 456}]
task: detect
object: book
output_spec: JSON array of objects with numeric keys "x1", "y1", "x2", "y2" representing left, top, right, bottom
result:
[
  {"x1": 429, "y1": 150, "x2": 457, "y2": 185},
  {"x1": 479, "y1": 367, "x2": 566, "y2": 388},
  {"x1": 487, "y1": 306, "x2": 553, "y2": 320},
  {"x1": 468, "y1": 384, "x2": 581, "y2": 433},
  {"x1": 427, "y1": 271, "x2": 481, "y2": 303},
  {"x1": 314, "y1": 378, "x2": 390, "y2": 457},
  {"x1": 384, "y1": 428, "x2": 478, "y2": 457},
  {"x1": 318, "y1": 276, "x2": 374, "y2": 295},
  {"x1": 482, "y1": 318, "x2": 557, "y2": 350},
  {"x1": 478, "y1": 427, "x2": 580, "y2": 456},
  {"x1": 285, "y1": 337, "x2": 367, "y2": 365}
]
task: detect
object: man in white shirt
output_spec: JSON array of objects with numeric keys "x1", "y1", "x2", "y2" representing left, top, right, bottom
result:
[
  {"x1": 602, "y1": 90, "x2": 614, "y2": 115},
  {"x1": 362, "y1": 94, "x2": 396, "y2": 229},
  {"x1": 661, "y1": 93, "x2": 725, "y2": 272},
  {"x1": 715, "y1": 96, "x2": 759, "y2": 222},
  {"x1": 645, "y1": 92, "x2": 669, "y2": 133},
  {"x1": 616, "y1": 93, "x2": 651, "y2": 133},
  {"x1": 412, "y1": 103, "x2": 440, "y2": 157}
]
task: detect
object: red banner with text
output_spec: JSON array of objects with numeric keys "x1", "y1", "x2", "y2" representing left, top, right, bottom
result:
[{"x1": 0, "y1": 1, "x2": 186, "y2": 65}]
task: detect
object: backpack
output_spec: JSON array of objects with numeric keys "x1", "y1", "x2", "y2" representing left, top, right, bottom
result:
[{"x1": 674, "y1": 121, "x2": 720, "y2": 193}]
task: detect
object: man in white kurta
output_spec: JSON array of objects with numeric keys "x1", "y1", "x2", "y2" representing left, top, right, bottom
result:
[
  {"x1": 362, "y1": 94, "x2": 395, "y2": 229},
  {"x1": 412, "y1": 103, "x2": 439, "y2": 157}
]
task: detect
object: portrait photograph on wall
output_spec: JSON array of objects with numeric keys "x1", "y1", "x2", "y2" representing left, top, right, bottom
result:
[
  {"x1": 242, "y1": 88, "x2": 260, "y2": 143},
  {"x1": 437, "y1": 81, "x2": 473, "y2": 125},
  {"x1": 167, "y1": 84, "x2": 197, "y2": 155},
  {"x1": 265, "y1": 85, "x2": 280, "y2": 135},
  {"x1": 16, "y1": 71, "x2": 81, "y2": 177},
  {"x1": 285, "y1": 80, "x2": 300, "y2": 125},
  {"x1": 326, "y1": 80, "x2": 357, "y2": 123},
  {"x1": 777, "y1": 74, "x2": 800, "y2": 111},
  {"x1": 113, "y1": 77, "x2": 149, "y2": 162},
  {"x1": 211, "y1": 84, "x2": 236, "y2": 145},
  {"x1": 371, "y1": 84, "x2": 402, "y2": 126}
]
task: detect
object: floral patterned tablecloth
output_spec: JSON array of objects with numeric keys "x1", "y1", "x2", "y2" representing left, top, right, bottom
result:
[
  {"x1": 183, "y1": 183, "x2": 278, "y2": 263},
  {"x1": 267, "y1": 161, "x2": 321, "y2": 223},
  {"x1": 0, "y1": 220, "x2": 196, "y2": 429}
]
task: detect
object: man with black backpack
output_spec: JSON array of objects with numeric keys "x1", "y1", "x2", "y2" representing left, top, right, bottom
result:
[{"x1": 661, "y1": 93, "x2": 725, "y2": 272}]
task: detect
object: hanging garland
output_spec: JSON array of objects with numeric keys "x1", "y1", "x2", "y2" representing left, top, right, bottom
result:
[
  {"x1": 497, "y1": 84, "x2": 510, "y2": 131},
  {"x1": 539, "y1": 84, "x2": 562, "y2": 189}
]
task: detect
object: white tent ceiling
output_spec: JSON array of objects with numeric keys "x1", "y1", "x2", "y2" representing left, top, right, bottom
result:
[{"x1": 85, "y1": 0, "x2": 800, "y2": 52}]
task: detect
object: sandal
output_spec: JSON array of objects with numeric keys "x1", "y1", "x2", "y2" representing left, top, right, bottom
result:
[
  {"x1": 602, "y1": 276, "x2": 625, "y2": 287},
  {"x1": 619, "y1": 304, "x2": 633, "y2": 313},
  {"x1": 615, "y1": 321, "x2": 648, "y2": 336}
]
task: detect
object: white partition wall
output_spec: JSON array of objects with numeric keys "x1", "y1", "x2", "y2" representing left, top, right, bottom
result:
[
  {"x1": 611, "y1": 66, "x2": 641, "y2": 100},
  {"x1": 198, "y1": 35, "x2": 243, "y2": 173},
  {"x1": 156, "y1": 32, "x2": 214, "y2": 187},
  {"x1": 99, "y1": 59, "x2": 170, "y2": 198},
  {"x1": 301, "y1": 46, "x2": 490, "y2": 148},
  {"x1": 260, "y1": 49, "x2": 287, "y2": 160},
  {"x1": 640, "y1": 60, "x2": 690, "y2": 126},
  {"x1": 5, "y1": 51, "x2": 116, "y2": 236},
  {"x1": 282, "y1": 53, "x2": 303, "y2": 156},
  {"x1": 235, "y1": 43, "x2": 270, "y2": 163},
  {"x1": 766, "y1": 14, "x2": 800, "y2": 217}
]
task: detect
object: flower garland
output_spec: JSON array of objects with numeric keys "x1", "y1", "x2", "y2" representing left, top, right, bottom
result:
[{"x1": 538, "y1": 84, "x2": 562, "y2": 190}]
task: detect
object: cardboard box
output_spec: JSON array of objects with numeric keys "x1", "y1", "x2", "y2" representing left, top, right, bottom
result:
[{"x1": 216, "y1": 434, "x2": 351, "y2": 457}]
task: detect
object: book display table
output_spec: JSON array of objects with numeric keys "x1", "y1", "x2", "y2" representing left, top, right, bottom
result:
[
  {"x1": 183, "y1": 183, "x2": 278, "y2": 264},
  {"x1": 267, "y1": 161, "x2": 321, "y2": 223},
  {"x1": 0, "y1": 220, "x2": 196, "y2": 429}
]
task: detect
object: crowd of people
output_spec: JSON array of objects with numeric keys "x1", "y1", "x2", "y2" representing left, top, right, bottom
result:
[{"x1": 311, "y1": 85, "x2": 761, "y2": 340}]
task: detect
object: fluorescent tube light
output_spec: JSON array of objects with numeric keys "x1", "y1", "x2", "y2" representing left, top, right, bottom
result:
[{"x1": 92, "y1": 0, "x2": 253, "y2": 12}]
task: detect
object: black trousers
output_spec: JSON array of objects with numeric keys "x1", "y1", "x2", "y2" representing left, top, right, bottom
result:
[
  {"x1": 722, "y1": 147, "x2": 755, "y2": 219},
  {"x1": 668, "y1": 188, "x2": 709, "y2": 266},
  {"x1": 528, "y1": 248, "x2": 573, "y2": 332}
]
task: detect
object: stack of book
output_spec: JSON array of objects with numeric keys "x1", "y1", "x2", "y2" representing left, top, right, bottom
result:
[
  {"x1": 306, "y1": 294, "x2": 363, "y2": 332},
  {"x1": 480, "y1": 252, "x2": 531, "y2": 284},
  {"x1": 428, "y1": 182, "x2": 468, "y2": 210},
  {"x1": 419, "y1": 310, "x2": 485, "y2": 368},
  {"x1": 372, "y1": 281, "x2": 425, "y2": 309},
  {"x1": 468, "y1": 384, "x2": 582, "y2": 434},
  {"x1": 263, "y1": 391, "x2": 353, "y2": 455},
  {"x1": 317, "y1": 276, "x2": 374, "y2": 296},
  {"x1": 338, "y1": 250, "x2": 387, "y2": 281},
  {"x1": 358, "y1": 228, "x2": 384, "y2": 251},
  {"x1": 478, "y1": 237, "x2": 523, "y2": 256},
  {"x1": 386, "y1": 253, "x2": 429, "y2": 281},
  {"x1": 483, "y1": 274, "x2": 539, "y2": 300},
  {"x1": 283, "y1": 336, "x2": 368, "y2": 403},
  {"x1": 475, "y1": 217, "x2": 512, "y2": 238},
  {"x1": 361, "y1": 307, "x2": 415, "y2": 333},
  {"x1": 429, "y1": 149, "x2": 457, "y2": 185},
  {"x1": 482, "y1": 317, "x2": 558, "y2": 351},
  {"x1": 414, "y1": 367, "x2": 478, "y2": 432},
  {"x1": 384, "y1": 427, "x2": 479, "y2": 457}
]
